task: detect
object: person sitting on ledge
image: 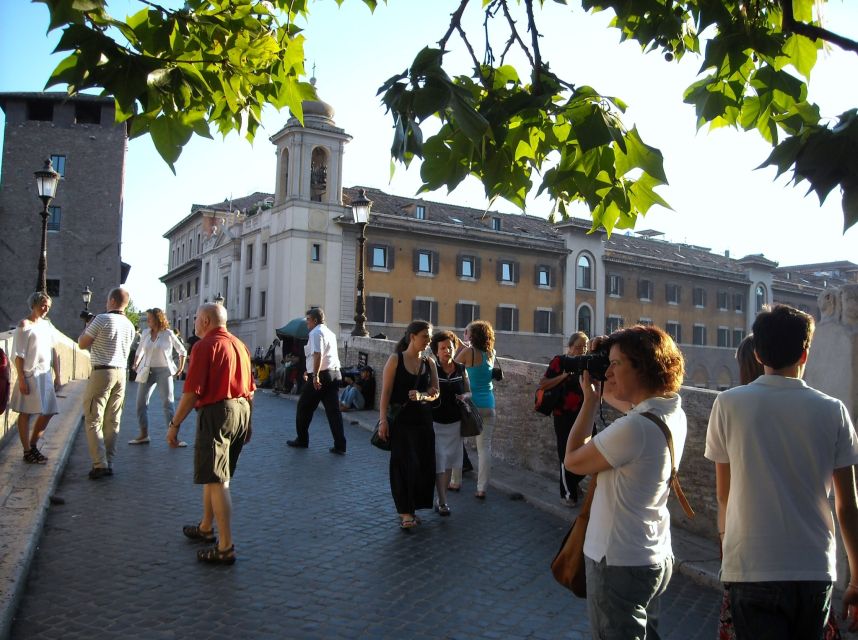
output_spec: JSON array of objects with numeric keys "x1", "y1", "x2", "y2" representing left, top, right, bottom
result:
[{"x1": 340, "y1": 366, "x2": 375, "y2": 411}]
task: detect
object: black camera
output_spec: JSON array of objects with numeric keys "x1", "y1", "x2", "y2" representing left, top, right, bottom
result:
[
  {"x1": 558, "y1": 350, "x2": 610, "y2": 381},
  {"x1": 80, "y1": 310, "x2": 95, "y2": 322}
]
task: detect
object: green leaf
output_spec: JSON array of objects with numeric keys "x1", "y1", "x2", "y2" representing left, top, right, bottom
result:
[
  {"x1": 574, "y1": 106, "x2": 614, "y2": 153},
  {"x1": 614, "y1": 127, "x2": 667, "y2": 183},
  {"x1": 449, "y1": 90, "x2": 490, "y2": 143},
  {"x1": 782, "y1": 34, "x2": 818, "y2": 81}
]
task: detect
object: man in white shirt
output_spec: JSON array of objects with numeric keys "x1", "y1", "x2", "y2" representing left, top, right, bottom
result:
[
  {"x1": 705, "y1": 304, "x2": 858, "y2": 638},
  {"x1": 287, "y1": 308, "x2": 346, "y2": 454}
]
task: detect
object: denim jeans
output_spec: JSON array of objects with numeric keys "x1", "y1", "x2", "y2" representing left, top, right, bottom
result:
[
  {"x1": 340, "y1": 386, "x2": 365, "y2": 410},
  {"x1": 728, "y1": 580, "x2": 832, "y2": 640},
  {"x1": 585, "y1": 554, "x2": 674, "y2": 639},
  {"x1": 135, "y1": 366, "x2": 175, "y2": 435}
]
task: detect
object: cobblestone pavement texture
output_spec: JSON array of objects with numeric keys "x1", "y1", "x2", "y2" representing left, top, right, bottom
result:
[{"x1": 9, "y1": 384, "x2": 722, "y2": 639}]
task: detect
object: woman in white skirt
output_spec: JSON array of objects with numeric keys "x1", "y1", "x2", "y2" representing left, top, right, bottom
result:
[
  {"x1": 10, "y1": 291, "x2": 60, "y2": 464},
  {"x1": 430, "y1": 330, "x2": 471, "y2": 516}
]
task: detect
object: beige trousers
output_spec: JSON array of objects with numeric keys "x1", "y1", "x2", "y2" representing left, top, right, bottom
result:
[{"x1": 83, "y1": 368, "x2": 127, "y2": 469}]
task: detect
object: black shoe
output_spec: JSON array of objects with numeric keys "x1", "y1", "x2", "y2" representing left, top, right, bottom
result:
[
  {"x1": 329, "y1": 447, "x2": 346, "y2": 456},
  {"x1": 462, "y1": 461, "x2": 474, "y2": 474},
  {"x1": 88, "y1": 467, "x2": 111, "y2": 480},
  {"x1": 287, "y1": 439, "x2": 308, "y2": 448}
]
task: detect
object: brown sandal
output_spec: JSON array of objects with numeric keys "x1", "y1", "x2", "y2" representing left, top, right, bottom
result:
[
  {"x1": 182, "y1": 523, "x2": 216, "y2": 544},
  {"x1": 197, "y1": 544, "x2": 235, "y2": 565}
]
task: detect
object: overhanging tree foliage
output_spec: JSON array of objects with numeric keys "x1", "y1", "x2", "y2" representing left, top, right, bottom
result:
[{"x1": 38, "y1": 0, "x2": 858, "y2": 233}]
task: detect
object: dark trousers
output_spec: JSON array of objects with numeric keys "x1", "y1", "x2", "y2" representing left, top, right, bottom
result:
[
  {"x1": 294, "y1": 370, "x2": 346, "y2": 451},
  {"x1": 728, "y1": 580, "x2": 832, "y2": 640},
  {"x1": 554, "y1": 412, "x2": 585, "y2": 500}
]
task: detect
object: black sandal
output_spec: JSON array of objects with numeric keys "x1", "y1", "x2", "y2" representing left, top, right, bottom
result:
[
  {"x1": 197, "y1": 544, "x2": 235, "y2": 565},
  {"x1": 182, "y1": 523, "x2": 216, "y2": 544}
]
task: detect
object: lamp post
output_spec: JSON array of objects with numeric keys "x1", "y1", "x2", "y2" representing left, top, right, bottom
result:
[
  {"x1": 80, "y1": 284, "x2": 93, "y2": 325},
  {"x1": 34, "y1": 159, "x2": 60, "y2": 293},
  {"x1": 82, "y1": 285, "x2": 92, "y2": 311},
  {"x1": 350, "y1": 189, "x2": 373, "y2": 337}
]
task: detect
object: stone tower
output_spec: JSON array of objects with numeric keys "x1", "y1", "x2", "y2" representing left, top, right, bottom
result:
[
  {"x1": 0, "y1": 92, "x2": 127, "y2": 337},
  {"x1": 265, "y1": 85, "x2": 353, "y2": 332}
]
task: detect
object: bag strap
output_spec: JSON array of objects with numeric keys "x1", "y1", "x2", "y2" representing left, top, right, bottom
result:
[
  {"x1": 640, "y1": 411, "x2": 695, "y2": 519},
  {"x1": 579, "y1": 473, "x2": 598, "y2": 518}
]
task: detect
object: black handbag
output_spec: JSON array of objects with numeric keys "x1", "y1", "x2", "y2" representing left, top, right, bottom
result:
[
  {"x1": 371, "y1": 358, "x2": 425, "y2": 451},
  {"x1": 458, "y1": 397, "x2": 483, "y2": 437},
  {"x1": 370, "y1": 421, "x2": 391, "y2": 451},
  {"x1": 491, "y1": 352, "x2": 504, "y2": 381}
]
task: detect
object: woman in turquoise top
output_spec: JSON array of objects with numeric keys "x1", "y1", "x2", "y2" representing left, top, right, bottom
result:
[{"x1": 450, "y1": 320, "x2": 497, "y2": 499}]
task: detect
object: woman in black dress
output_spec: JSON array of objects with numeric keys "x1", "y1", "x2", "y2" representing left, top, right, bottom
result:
[{"x1": 378, "y1": 321, "x2": 439, "y2": 529}]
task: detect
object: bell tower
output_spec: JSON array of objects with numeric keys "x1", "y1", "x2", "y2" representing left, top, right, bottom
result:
[{"x1": 265, "y1": 80, "x2": 353, "y2": 334}]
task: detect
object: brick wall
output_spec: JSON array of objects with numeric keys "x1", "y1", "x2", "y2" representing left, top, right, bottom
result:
[{"x1": 343, "y1": 334, "x2": 720, "y2": 540}]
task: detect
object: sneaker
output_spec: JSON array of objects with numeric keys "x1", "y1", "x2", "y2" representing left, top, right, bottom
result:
[
  {"x1": 23, "y1": 447, "x2": 48, "y2": 464},
  {"x1": 128, "y1": 436, "x2": 150, "y2": 445},
  {"x1": 177, "y1": 441, "x2": 188, "y2": 448},
  {"x1": 88, "y1": 467, "x2": 111, "y2": 480}
]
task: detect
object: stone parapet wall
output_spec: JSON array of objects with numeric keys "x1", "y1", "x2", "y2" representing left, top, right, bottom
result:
[
  {"x1": 341, "y1": 334, "x2": 721, "y2": 540},
  {"x1": 0, "y1": 329, "x2": 91, "y2": 443}
]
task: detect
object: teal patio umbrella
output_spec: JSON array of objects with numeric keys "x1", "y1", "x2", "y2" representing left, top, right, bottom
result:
[{"x1": 276, "y1": 317, "x2": 309, "y2": 340}]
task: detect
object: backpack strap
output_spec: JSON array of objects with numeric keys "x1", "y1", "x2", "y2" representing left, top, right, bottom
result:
[{"x1": 640, "y1": 411, "x2": 695, "y2": 519}]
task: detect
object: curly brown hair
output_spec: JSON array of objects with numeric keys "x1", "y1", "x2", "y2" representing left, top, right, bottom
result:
[
  {"x1": 467, "y1": 320, "x2": 495, "y2": 354},
  {"x1": 604, "y1": 325, "x2": 684, "y2": 395},
  {"x1": 147, "y1": 307, "x2": 169, "y2": 332}
]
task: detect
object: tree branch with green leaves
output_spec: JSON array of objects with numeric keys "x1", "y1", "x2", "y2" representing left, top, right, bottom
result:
[{"x1": 39, "y1": 0, "x2": 858, "y2": 232}]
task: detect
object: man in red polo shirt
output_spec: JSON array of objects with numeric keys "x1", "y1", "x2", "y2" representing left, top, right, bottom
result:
[{"x1": 167, "y1": 303, "x2": 254, "y2": 565}]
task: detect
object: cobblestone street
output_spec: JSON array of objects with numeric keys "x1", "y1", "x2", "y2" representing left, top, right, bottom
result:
[{"x1": 9, "y1": 384, "x2": 721, "y2": 639}]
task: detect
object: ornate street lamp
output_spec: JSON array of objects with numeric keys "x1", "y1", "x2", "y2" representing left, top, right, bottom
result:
[
  {"x1": 34, "y1": 159, "x2": 60, "y2": 293},
  {"x1": 81, "y1": 285, "x2": 92, "y2": 310},
  {"x1": 80, "y1": 284, "x2": 94, "y2": 324},
  {"x1": 350, "y1": 188, "x2": 373, "y2": 337}
]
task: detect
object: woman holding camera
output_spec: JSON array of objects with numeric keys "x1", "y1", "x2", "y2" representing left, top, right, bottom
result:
[
  {"x1": 450, "y1": 320, "x2": 498, "y2": 499},
  {"x1": 538, "y1": 331, "x2": 588, "y2": 506},
  {"x1": 130, "y1": 308, "x2": 187, "y2": 445},
  {"x1": 564, "y1": 325, "x2": 686, "y2": 639}
]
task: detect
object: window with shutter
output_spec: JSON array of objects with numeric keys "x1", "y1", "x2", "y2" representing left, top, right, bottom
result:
[
  {"x1": 534, "y1": 310, "x2": 552, "y2": 334},
  {"x1": 638, "y1": 279, "x2": 653, "y2": 301}
]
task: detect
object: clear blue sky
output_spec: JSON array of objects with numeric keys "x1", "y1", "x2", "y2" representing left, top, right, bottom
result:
[{"x1": 1, "y1": 0, "x2": 856, "y2": 308}]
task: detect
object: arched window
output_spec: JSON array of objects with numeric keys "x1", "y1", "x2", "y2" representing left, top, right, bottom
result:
[
  {"x1": 577, "y1": 305, "x2": 592, "y2": 337},
  {"x1": 310, "y1": 147, "x2": 328, "y2": 202},
  {"x1": 755, "y1": 284, "x2": 767, "y2": 313},
  {"x1": 577, "y1": 255, "x2": 593, "y2": 289}
]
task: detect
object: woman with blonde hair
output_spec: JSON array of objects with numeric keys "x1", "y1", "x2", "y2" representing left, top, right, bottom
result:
[
  {"x1": 130, "y1": 308, "x2": 187, "y2": 445},
  {"x1": 450, "y1": 319, "x2": 498, "y2": 499},
  {"x1": 10, "y1": 291, "x2": 60, "y2": 463}
]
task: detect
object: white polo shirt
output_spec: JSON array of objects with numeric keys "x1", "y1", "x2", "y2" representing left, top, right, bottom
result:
[
  {"x1": 705, "y1": 375, "x2": 858, "y2": 582},
  {"x1": 305, "y1": 323, "x2": 340, "y2": 373}
]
